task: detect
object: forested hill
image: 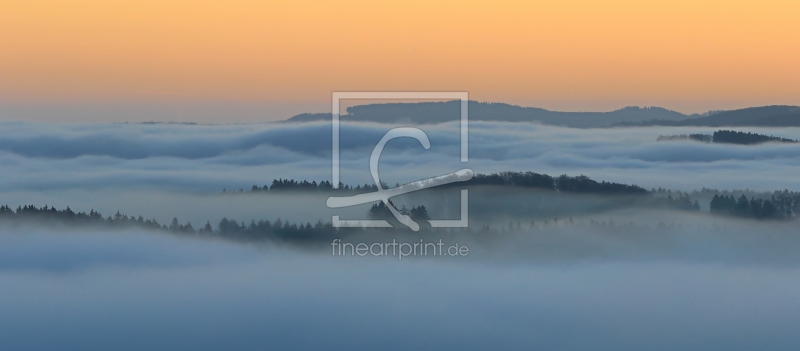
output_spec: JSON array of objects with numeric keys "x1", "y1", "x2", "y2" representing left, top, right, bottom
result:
[
  {"x1": 286, "y1": 101, "x2": 800, "y2": 128},
  {"x1": 617, "y1": 105, "x2": 800, "y2": 127},
  {"x1": 228, "y1": 171, "x2": 650, "y2": 195},
  {"x1": 657, "y1": 130, "x2": 798, "y2": 145},
  {"x1": 712, "y1": 130, "x2": 797, "y2": 145},
  {"x1": 286, "y1": 101, "x2": 688, "y2": 128}
]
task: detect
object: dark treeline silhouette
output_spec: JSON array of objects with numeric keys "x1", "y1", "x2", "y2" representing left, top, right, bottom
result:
[
  {"x1": 657, "y1": 130, "x2": 797, "y2": 145},
  {"x1": 710, "y1": 192, "x2": 800, "y2": 219},
  {"x1": 216, "y1": 217, "x2": 339, "y2": 241},
  {"x1": 0, "y1": 204, "x2": 197, "y2": 233},
  {"x1": 4, "y1": 171, "x2": 798, "y2": 247},
  {"x1": 690, "y1": 187, "x2": 799, "y2": 201},
  {"x1": 215, "y1": 214, "x2": 690, "y2": 244},
  {"x1": 0, "y1": 203, "x2": 434, "y2": 241},
  {"x1": 235, "y1": 178, "x2": 377, "y2": 194},
  {"x1": 0, "y1": 190, "x2": 795, "y2": 248},
  {"x1": 228, "y1": 172, "x2": 699, "y2": 218},
  {"x1": 449, "y1": 172, "x2": 650, "y2": 194},
  {"x1": 0, "y1": 201, "x2": 743, "y2": 246},
  {"x1": 0, "y1": 203, "x2": 341, "y2": 241},
  {"x1": 233, "y1": 171, "x2": 649, "y2": 195},
  {"x1": 367, "y1": 200, "x2": 431, "y2": 228},
  {"x1": 712, "y1": 130, "x2": 797, "y2": 145},
  {"x1": 0, "y1": 203, "x2": 335, "y2": 240}
]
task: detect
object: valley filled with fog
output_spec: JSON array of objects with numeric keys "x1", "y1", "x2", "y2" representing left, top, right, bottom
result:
[
  {"x1": 2, "y1": 121, "x2": 800, "y2": 223},
  {"x1": 2, "y1": 120, "x2": 800, "y2": 350}
]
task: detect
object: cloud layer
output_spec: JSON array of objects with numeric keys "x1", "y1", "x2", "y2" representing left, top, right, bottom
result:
[
  {"x1": 3, "y1": 226, "x2": 800, "y2": 351},
  {"x1": 2, "y1": 121, "x2": 800, "y2": 194},
  {"x1": 3, "y1": 121, "x2": 800, "y2": 225}
]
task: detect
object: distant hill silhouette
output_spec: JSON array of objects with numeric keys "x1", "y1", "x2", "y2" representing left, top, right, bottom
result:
[
  {"x1": 657, "y1": 130, "x2": 798, "y2": 145},
  {"x1": 286, "y1": 102, "x2": 800, "y2": 128},
  {"x1": 285, "y1": 101, "x2": 689, "y2": 128},
  {"x1": 616, "y1": 106, "x2": 800, "y2": 127},
  {"x1": 712, "y1": 130, "x2": 797, "y2": 145}
]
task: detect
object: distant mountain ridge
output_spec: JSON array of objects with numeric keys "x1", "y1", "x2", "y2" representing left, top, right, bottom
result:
[
  {"x1": 286, "y1": 101, "x2": 800, "y2": 128},
  {"x1": 615, "y1": 106, "x2": 800, "y2": 127},
  {"x1": 285, "y1": 101, "x2": 691, "y2": 128}
]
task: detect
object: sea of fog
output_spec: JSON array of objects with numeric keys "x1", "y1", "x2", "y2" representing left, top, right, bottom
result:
[
  {"x1": 2, "y1": 121, "x2": 800, "y2": 225},
  {"x1": 2, "y1": 121, "x2": 800, "y2": 349},
  {"x1": 2, "y1": 227, "x2": 800, "y2": 350}
]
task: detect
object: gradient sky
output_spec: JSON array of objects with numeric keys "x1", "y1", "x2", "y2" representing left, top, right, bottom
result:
[{"x1": 2, "y1": 0, "x2": 799, "y2": 122}]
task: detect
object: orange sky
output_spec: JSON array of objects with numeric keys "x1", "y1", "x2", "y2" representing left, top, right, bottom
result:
[{"x1": 1, "y1": 0, "x2": 799, "y2": 121}]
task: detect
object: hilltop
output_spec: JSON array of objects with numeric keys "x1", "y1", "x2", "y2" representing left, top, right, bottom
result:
[
  {"x1": 286, "y1": 101, "x2": 689, "y2": 128},
  {"x1": 285, "y1": 101, "x2": 800, "y2": 128},
  {"x1": 617, "y1": 106, "x2": 800, "y2": 127}
]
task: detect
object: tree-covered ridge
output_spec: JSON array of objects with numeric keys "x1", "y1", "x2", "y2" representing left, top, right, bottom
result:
[
  {"x1": 0, "y1": 201, "x2": 794, "y2": 250},
  {"x1": 690, "y1": 187, "x2": 800, "y2": 200},
  {"x1": 367, "y1": 200, "x2": 432, "y2": 229},
  {"x1": 232, "y1": 171, "x2": 649, "y2": 195},
  {"x1": 657, "y1": 130, "x2": 798, "y2": 145},
  {"x1": 712, "y1": 130, "x2": 797, "y2": 145},
  {"x1": 618, "y1": 105, "x2": 800, "y2": 127},
  {"x1": 709, "y1": 192, "x2": 800, "y2": 219},
  {"x1": 0, "y1": 204, "x2": 325, "y2": 239},
  {"x1": 3, "y1": 173, "x2": 799, "y2": 246},
  {"x1": 0, "y1": 204, "x2": 197, "y2": 233},
  {"x1": 0, "y1": 187, "x2": 797, "y2": 246}
]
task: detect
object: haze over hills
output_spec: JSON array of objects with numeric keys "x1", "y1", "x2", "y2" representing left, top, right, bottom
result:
[{"x1": 285, "y1": 101, "x2": 800, "y2": 128}]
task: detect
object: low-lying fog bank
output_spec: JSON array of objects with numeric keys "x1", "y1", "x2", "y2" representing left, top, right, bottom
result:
[
  {"x1": 2, "y1": 121, "x2": 800, "y2": 193},
  {"x1": 3, "y1": 208, "x2": 799, "y2": 267},
  {"x1": 2, "y1": 227, "x2": 800, "y2": 350}
]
